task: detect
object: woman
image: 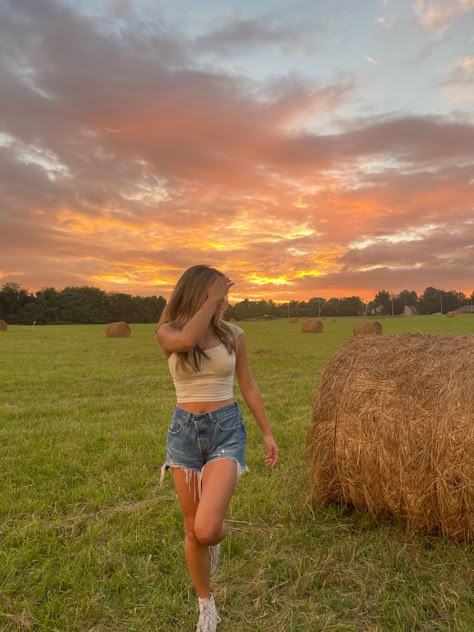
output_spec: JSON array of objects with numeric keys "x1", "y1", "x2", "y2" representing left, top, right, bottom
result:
[{"x1": 156, "y1": 264, "x2": 279, "y2": 632}]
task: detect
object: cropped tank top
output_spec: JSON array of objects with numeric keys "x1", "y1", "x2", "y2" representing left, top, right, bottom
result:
[{"x1": 168, "y1": 323, "x2": 244, "y2": 402}]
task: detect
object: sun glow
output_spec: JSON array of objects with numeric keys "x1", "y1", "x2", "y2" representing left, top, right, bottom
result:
[{"x1": 248, "y1": 274, "x2": 294, "y2": 286}]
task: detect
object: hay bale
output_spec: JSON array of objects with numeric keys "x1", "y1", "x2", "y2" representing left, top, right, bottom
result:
[
  {"x1": 301, "y1": 319, "x2": 323, "y2": 333},
  {"x1": 353, "y1": 321, "x2": 382, "y2": 336},
  {"x1": 105, "y1": 322, "x2": 131, "y2": 337},
  {"x1": 331, "y1": 318, "x2": 337, "y2": 323},
  {"x1": 289, "y1": 317, "x2": 298, "y2": 323},
  {"x1": 0, "y1": 320, "x2": 7, "y2": 332},
  {"x1": 306, "y1": 333, "x2": 474, "y2": 541},
  {"x1": 447, "y1": 312, "x2": 456, "y2": 318}
]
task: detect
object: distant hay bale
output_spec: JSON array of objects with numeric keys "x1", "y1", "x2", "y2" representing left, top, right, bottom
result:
[
  {"x1": 301, "y1": 319, "x2": 323, "y2": 333},
  {"x1": 0, "y1": 320, "x2": 7, "y2": 332},
  {"x1": 331, "y1": 318, "x2": 337, "y2": 323},
  {"x1": 447, "y1": 312, "x2": 456, "y2": 318},
  {"x1": 353, "y1": 321, "x2": 383, "y2": 336},
  {"x1": 105, "y1": 322, "x2": 131, "y2": 337},
  {"x1": 289, "y1": 317, "x2": 298, "y2": 323},
  {"x1": 306, "y1": 333, "x2": 474, "y2": 541}
]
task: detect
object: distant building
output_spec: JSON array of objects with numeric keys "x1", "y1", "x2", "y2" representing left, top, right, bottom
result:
[{"x1": 453, "y1": 305, "x2": 474, "y2": 314}]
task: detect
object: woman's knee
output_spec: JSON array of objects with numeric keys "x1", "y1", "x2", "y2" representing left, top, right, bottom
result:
[
  {"x1": 183, "y1": 518, "x2": 200, "y2": 544},
  {"x1": 193, "y1": 519, "x2": 222, "y2": 545}
]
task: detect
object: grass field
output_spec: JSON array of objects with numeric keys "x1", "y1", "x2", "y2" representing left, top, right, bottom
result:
[{"x1": 1, "y1": 316, "x2": 473, "y2": 631}]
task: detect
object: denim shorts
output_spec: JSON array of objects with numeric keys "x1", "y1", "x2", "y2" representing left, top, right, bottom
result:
[{"x1": 160, "y1": 401, "x2": 248, "y2": 490}]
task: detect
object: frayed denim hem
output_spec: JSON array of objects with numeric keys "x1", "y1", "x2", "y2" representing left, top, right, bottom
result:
[{"x1": 160, "y1": 459, "x2": 248, "y2": 500}]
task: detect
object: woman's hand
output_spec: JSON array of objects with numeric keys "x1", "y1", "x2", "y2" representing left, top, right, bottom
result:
[
  {"x1": 207, "y1": 276, "x2": 234, "y2": 303},
  {"x1": 263, "y1": 434, "x2": 279, "y2": 467}
]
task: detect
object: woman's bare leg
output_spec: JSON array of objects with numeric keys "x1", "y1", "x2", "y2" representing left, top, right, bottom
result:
[
  {"x1": 194, "y1": 459, "x2": 238, "y2": 546},
  {"x1": 172, "y1": 469, "x2": 209, "y2": 598},
  {"x1": 172, "y1": 460, "x2": 238, "y2": 597}
]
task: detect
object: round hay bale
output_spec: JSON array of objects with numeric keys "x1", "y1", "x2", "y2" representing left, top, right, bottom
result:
[
  {"x1": 105, "y1": 322, "x2": 131, "y2": 337},
  {"x1": 301, "y1": 319, "x2": 323, "y2": 333},
  {"x1": 353, "y1": 321, "x2": 383, "y2": 336},
  {"x1": 331, "y1": 318, "x2": 337, "y2": 323},
  {"x1": 289, "y1": 317, "x2": 298, "y2": 323},
  {"x1": 0, "y1": 320, "x2": 7, "y2": 332},
  {"x1": 447, "y1": 312, "x2": 456, "y2": 318},
  {"x1": 306, "y1": 333, "x2": 474, "y2": 541}
]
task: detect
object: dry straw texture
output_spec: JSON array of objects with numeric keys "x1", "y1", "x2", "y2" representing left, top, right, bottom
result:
[
  {"x1": 105, "y1": 322, "x2": 131, "y2": 337},
  {"x1": 307, "y1": 333, "x2": 474, "y2": 541},
  {"x1": 301, "y1": 319, "x2": 323, "y2": 333},
  {"x1": 0, "y1": 319, "x2": 7, "y2": 331},
  {"x1": 447, "y1": 312, "x2": 456, "y2": 318},
  {"x1": 353, "y1": 320, "x2": 383, "y2": 336}
]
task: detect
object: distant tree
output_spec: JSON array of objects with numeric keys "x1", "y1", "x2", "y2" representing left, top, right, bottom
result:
[
  {"x1": 307, "y1": 297, "x2": 326, "y2": 317},
  {"x1": 392, "y1": 296, "x2": 405, "y2": 315},
  {"x1": 440, "y1": 290, "x2": 466, "y2": 313},
  {"x1": 338, "y1": 296, "x2": 364, "y2": 316},
  {"x1": 372, "y1": 290, "x2": 392, "y2": 315},
  {"x1": 12, "y1": 285, "x2": 166, "y2": 324},
  {"x1": 0, "y1": 282, "x2": 33, "y2": 321},
  {"x1": 419, "y1": 287, "x2": 443, "y2": 314},
  {"x1": 321, "y1": 297, "x2": 340, "y2": 317},
  {"x1": 398, "y1": 290, "x2": 418, "y2": 306}
]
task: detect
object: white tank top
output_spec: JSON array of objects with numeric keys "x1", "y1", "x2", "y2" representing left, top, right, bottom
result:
[{"x1": 168, "y1": 324, "x2": 244, "y2": 402}]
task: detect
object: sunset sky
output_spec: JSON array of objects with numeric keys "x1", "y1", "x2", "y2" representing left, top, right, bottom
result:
[{"x1": 0, "y1": 0, "x2": 473, "y2": 302}]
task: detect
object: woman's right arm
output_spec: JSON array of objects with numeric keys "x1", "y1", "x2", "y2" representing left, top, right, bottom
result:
[{"x1": 156, "y1": 276, "x2": 233, "y2": 354}]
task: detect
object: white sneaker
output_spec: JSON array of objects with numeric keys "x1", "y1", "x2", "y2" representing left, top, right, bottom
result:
[
  {"x1": 196, "y1": 593, "x2": 221, "y2": 632},
  {"x1": 209, "y1": 543, "x2": 221, "y2": 577}
]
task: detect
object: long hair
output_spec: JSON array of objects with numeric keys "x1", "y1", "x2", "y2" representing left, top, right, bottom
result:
[{"x1": 158, "y1": 264, "x2": 237, "y2": 371}]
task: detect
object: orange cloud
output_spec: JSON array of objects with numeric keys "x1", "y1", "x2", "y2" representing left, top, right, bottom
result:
[{"x1": 0, "y1": 1, "x2": 472, "y2": 303}]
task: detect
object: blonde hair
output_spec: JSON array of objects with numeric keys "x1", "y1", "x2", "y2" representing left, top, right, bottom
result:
[{"x1": 158, "y1": 264, "x2": 237, "y2": 371}]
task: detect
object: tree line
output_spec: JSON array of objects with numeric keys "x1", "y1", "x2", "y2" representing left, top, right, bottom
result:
[
  {"x1": 1, "y1": 283, "x2": 472, "y2": 324},
  {"x1": 0, "y1": 283, "x2": 166, "y2": 324},
  {"x1": 224, "y1": 288, "x2": 473, "y2": 320}
]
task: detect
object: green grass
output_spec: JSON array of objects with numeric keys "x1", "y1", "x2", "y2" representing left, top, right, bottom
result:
[{"x1": 1, "y1": 316, "x2": 473, "y2": 631}]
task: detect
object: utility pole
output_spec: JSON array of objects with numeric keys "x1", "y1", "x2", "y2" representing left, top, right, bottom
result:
[
  {"x1": 318, "y1": 299, "x2": 321, "y2": 318},
  {"x1": 287, "y1": 301, "x2": 290, "y2": 319},
  {"x1": 391, "y1": 293, "x2": 394, "y2": 316},
  {"x1": 440, "y1": 294, "x2": 443, "y2": 314}
]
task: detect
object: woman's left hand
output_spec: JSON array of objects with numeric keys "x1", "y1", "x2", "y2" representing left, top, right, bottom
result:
[{"x1": 263, "y1": 435, "x2": 279, "y2": 467}]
